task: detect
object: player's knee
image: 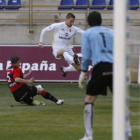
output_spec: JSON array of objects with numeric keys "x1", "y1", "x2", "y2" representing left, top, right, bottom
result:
[
  {"x1": 37, "y1": 88, "x2": 42, "y2": 95},
  {"x1": 85, "y1": 95, "x2": 96, "y2": 103},
  {"x1": 57, "y1": 49, "x2": 66, "y2": 57}
]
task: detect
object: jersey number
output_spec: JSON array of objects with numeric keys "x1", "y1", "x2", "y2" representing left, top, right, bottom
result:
[
  {"x1": 100, "y1": 32, "x2": 106, "y2": 48},
  {"x1": 7, "y1": 72, "x2": 11, "y2": 82}
]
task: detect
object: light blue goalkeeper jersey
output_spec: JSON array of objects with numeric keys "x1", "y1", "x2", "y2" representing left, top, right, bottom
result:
[{"x1": 81, "y1": 26, "x2": 114, "y2": 72}]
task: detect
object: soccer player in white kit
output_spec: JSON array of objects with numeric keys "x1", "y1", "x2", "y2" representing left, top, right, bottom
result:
[{"x1": 39, "y1": 13, "x2": 84, "y2": 77}]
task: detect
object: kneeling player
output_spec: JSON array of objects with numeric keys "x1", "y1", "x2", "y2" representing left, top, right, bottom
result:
[{"x1": 6, "y1": 55, "x2": 64, "y2": 106}]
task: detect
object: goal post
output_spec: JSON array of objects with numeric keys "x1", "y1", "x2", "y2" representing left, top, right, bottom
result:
[{"x1": 113, "y1": 0, "x2": 127, "y2": 140}]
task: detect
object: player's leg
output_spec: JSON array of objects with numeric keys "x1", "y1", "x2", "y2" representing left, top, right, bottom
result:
[
  {"x1": 79, "y1": 95, "x2": 97, "y2": 140},
  {"x1": 73, "y1": 53, "x2": 81, "y2": 66},
  {"x1": 36, "y1": 86, "x2": 64, "y2": 105},
  {"x1": 61, "y1": 64, "x2": 78, "y2": 77},
  {"x1": 56, "y1": 49, "x2": 81, "y2": 69},
  {"x1": 80, "y1": 63, "x2": 110, "y2": 140},
  {"x1": 71, "y1": 63, "x2": 81, "y2": 71},
  {"x1": 79, "y1": 68, "x2": 98, "y2": 140},
  {"x1": 62, "y1": 64, "x2": 77, "y2": 72},
  {"x1": 14, "y1": 94, "x2": 34, "y2": 105},
  {"x1": 65, "y1": 48, "x2": 81, "y2": 69},
  {"x1": 22, "y1": 85, "x2": 44, "y2": 106},
  {"x1": 13, "y1": 85, "x2": 41, "y2": 106},
  {"x1": 68, "y1": 49, "x2": 81, "y2": 71}
]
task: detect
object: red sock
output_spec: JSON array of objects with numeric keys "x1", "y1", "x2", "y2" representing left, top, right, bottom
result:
[
  {"x1": 41, "y1": 90, "x2": 46, "y2": 96},
  {"x1": 41, "y1": 90, "x2": 58, "y2": 103}
]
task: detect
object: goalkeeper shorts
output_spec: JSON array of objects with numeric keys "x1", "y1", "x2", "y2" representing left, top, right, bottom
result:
[{"x1": 86, "y1": 62, "x2": 113, "y2": 96}]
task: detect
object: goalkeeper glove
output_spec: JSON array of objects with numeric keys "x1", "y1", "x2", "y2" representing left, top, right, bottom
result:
[{"x1": 79, "y1": 71, "x2": 87, "y2": 89}]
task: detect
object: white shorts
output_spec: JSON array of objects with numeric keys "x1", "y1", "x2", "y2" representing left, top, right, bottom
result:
[{"x1": 52, "y1": 45, "x2": 74, "y2": 59}]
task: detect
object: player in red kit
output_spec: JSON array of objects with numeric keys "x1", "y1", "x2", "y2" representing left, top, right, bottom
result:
[{"x1": 6, "y1": 55, "x2": 64, "y2": 106}]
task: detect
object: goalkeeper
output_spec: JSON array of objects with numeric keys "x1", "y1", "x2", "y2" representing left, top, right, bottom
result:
[
  {"x1": 78, "y1": 11, "x2": 132, "y2": 140},
  {"x1": 6, "y1": 55, "x2": 64, "y2": 106}
]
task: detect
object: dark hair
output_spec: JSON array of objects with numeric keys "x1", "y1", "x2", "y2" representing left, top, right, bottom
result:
[
  {"x1": 66, "y1": 13, "x2": 75, "y2": 19},
  {"x1": 11, "y1": 55, "x2": 20, "y2": 64},
  {"x1": 87, "y1": 11, "x2": 102, "y2": 27}
]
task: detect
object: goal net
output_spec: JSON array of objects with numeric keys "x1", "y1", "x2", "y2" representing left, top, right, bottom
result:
[{"x1": 113, "y1": 0, "x2": 140, "y2": 140}]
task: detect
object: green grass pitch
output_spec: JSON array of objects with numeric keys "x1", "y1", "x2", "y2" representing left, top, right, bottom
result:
[{"x1": 0, "y1": 82, "x2": 139, "y2": 140}]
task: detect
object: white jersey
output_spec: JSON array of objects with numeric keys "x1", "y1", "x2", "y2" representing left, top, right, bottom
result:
[{"x1": 39, "y1": 22, "x2": 84, "y2": 49}]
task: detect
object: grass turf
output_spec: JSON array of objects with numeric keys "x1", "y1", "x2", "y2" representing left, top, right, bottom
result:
[{"x1": 0, "y1": 83, "x2": 139, "y2": 140}]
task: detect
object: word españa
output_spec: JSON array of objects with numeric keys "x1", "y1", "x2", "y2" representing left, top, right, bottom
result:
[{"x1": 4, "y1": 61, "x2": 56, "y2": 73}]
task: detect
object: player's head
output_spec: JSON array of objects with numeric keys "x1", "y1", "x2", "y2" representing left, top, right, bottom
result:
[
  {"x1": 87, "y1": 11, "x2": 102, "y2": 27},
  {"x1": 65, "y1": 13, "x2": 75, "y2": 27},
  {"x1": 11, "y1": 55, "x2": 20, "y2": 65}
]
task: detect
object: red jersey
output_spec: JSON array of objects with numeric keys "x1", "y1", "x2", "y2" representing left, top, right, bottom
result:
[{"x1": 6, "y1": 64, "x2": 25, "y2": 93}]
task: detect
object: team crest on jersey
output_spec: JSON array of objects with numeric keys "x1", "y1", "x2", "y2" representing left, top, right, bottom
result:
[
  {"x1": 65, "y1": 33, "x2": 69, "y2": 37},
  {"x1": 69, "y1": 29, "x2": 71, "y2": 32}
]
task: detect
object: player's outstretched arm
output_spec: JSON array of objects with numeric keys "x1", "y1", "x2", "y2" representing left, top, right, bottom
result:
[
  {"x1": 15, "y1": 77, "x2": 34, "y2": 84},
  {"x1": 39, "y1": 23, "x2": 60, "y2": 47},
  {"x1": 23, "y1": 69, "x2": 32, "y2": 78},
  {"x1": 39, "y1": 26, "x2": 52, "y2": 47},
  {"x1": 75, "y1": 26, "x2": 85, "y2": 34},
  {"x1": 39, "y1": 42, "x2": 44, "y2": 48},
  {"x1": 39, "y1": 27, "x2": 47, "y2": 45}
]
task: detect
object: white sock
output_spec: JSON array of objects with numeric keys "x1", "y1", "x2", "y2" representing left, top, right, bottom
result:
[
  {"x1": 125, "y1": 107, "x2": 132, "y2": 137},
  {"x1": 63, "y1": 52, "x2": 74, "y2": 64},
  {"x1": 84, "y1": 103, "x2": 93, "y2": 138},
  {"x1": 63, "y1": 65, "x2": 77, "y2": 72}
]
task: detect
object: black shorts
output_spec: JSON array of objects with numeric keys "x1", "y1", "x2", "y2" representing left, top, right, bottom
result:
[
  {"x1": 13, "y1": 84, "x2": 37, "y2": 103},
  {"x1": 86, "y1": 62, "x2": 113, "y2": 96}
]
